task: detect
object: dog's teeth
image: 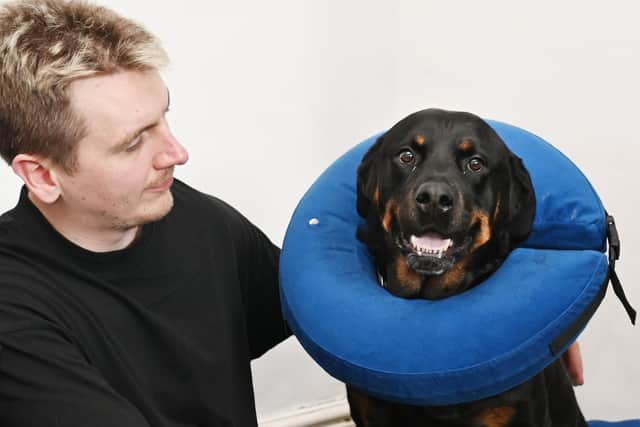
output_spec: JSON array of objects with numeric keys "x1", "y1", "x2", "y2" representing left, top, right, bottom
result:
[{"x1": 406, "y1": 234, "x2": 454, "y2": 258}]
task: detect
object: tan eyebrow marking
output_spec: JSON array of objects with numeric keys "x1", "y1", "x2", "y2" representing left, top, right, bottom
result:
[
  {"x1": 459, "y1": 138, "x2": 475, "y2": 152},
  {"x1": 414, "y1": 134, "x2": 426, "y2": 146}
]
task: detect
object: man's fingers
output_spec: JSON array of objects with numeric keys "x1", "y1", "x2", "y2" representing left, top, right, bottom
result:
[{"x1": 562, "y1": 342, "x2": 584, "y2": 386}]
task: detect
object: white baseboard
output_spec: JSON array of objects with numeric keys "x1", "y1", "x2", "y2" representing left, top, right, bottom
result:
[{"x1": 259, "y1": 398, "x2": 354, "y2": 427}]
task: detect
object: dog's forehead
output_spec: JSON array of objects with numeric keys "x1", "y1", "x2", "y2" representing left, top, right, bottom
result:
[{"x1": 384, "y1": 110, "x2": 507, "y2": 154}]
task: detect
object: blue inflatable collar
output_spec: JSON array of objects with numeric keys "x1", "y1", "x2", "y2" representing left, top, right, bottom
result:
[{"x1": 280, "y1": 120, "x2": 634, "y2": 406}]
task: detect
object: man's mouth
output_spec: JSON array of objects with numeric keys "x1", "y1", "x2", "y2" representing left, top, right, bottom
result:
[{"x1": 147, "y1": 173, "x2": 174, "y2": 191}]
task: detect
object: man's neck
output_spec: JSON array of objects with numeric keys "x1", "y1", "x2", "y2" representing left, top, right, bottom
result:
[{"x1": 28, "y1": 192, "x2": 140, "y2": 253}]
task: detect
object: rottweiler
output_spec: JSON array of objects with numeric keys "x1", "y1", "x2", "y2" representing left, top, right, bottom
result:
[{"x1": 350, "y1": 108, "x2": 586, "y2": 426}]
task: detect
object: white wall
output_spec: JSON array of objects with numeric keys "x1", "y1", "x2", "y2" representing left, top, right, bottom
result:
[{"x1": 1, "y1": 0, "x2": 638, "y2": 422}]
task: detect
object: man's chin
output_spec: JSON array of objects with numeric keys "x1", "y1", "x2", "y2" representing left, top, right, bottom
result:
[
  {"x1": 115, "y1": 192, "x2": 174, "y2": 230},
  {"x1": 142, "y1": 192, "x2": 175, "y2": 223}
]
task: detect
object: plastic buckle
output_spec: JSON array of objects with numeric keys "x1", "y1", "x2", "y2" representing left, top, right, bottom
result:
[
  {"x1": 606, "y1": 214, "x2": 620, "y2": 264},
  {"x1": 605, "y1": 213, "x2": 636, "y2": 325}
]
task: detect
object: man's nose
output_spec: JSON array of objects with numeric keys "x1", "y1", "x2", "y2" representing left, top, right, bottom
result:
[{"x1": 154, "y1": 132, "x2": 189, "y2": 169}]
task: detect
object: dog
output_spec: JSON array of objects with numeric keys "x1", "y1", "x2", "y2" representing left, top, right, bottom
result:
[{"x1": 349, "y1": 108, "x2": 586, "y2": 426}]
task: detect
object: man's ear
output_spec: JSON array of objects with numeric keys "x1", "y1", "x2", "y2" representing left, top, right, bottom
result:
[{"x1": 11, "y1": 154, "x2": 61, "y2": 204}]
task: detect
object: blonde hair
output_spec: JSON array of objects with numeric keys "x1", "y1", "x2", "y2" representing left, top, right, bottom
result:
[{"x1": 0, "y1": 0, "x2": 169, "y2": 171}]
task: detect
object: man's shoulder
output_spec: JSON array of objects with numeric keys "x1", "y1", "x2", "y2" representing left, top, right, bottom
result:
[
  {"x1": 168, "y1": 179, "x2": 249, "y2": 233},
  {"x1": 0, "y1": 190, "x2": 41, "y2": 249},
  {"x1": 0, "y1": 208, "x2": 17, "y2": 236},
  {"x1": 0, "y1": 197, "x2": 24, "y2": 236}
]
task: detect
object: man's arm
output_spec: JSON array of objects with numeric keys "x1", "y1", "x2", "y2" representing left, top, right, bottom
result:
[
  {"x1": 220, "y1": 200, "x2": 291, "y2": 359},
  {"x1": 0, "y1": 327, "x2": 150, "y2": 426}
]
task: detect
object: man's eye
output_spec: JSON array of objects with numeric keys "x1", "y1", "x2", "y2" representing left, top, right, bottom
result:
[
  {"x1": 125, "y1": 137, "x2": 143, "y2": 152},
  {"x1": 398, "y1": 150, "x2": 416, "y2": 165},
  {"x1": 466, "y1": 157, "x2": 485, "y2": 172}
]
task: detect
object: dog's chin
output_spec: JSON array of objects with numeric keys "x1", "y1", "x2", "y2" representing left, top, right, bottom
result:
[
  {"x1": 406, "y1": 252, "x2": 454, "y2": 276},
  {"x1": 397, "y1": 232, "x2": 471, "y2": 276}
]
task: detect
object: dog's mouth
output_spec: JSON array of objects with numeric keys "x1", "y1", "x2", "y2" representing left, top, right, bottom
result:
[
  {"x1": 406, "y1": 233, "x2": 453, "y2": 258},
  {"x1": 397, "y1": 231, "x2": 471, "y2": 276}
]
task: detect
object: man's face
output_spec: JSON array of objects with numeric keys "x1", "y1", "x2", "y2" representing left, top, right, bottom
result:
[{"x1": 54, "y1": 69, "x2": 189, "y2": 231}]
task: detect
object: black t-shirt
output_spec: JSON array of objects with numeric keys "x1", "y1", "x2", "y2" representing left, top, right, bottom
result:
[{"x1": 0, "y1": 180, "x2": 289, "y2": 426}]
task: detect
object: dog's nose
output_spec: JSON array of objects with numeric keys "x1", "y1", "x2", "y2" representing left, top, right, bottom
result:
[{"x1": 415, "y1": 182, "x2": 454, "y2": 214}]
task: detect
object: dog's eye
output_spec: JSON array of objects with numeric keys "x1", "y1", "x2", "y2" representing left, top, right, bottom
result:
[
  {"x1": 467, "y1": 157, "x2": 485, "y2": 172},
  {"x1": 398, "y1": 150, "x2": 416, "y2": 166}
]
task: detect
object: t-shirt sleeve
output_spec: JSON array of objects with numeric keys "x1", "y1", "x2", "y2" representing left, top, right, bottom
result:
[
  {"x1": 0, "y1": 327, "x2": 151, "y2": 426},
  {"x1": 221, "y1": 204, "x2": 291, "y2": 359}
]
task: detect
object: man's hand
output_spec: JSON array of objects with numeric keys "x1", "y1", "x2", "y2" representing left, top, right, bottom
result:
[{"x1": 562, "y1": 342, "x2": 584, "y2": 386}]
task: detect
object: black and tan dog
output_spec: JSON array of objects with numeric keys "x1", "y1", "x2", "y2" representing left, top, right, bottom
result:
[{"x1": 350, "y1": 109, "x2": 586, "y2": 426}]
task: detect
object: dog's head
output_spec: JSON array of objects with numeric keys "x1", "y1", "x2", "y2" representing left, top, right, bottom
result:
[{"x1": 357, "y1": 109, "x2": 535, "y2": 299}]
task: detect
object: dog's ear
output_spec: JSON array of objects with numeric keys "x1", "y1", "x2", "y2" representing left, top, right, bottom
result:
[
  {"x1": 506, "y1": 154, "x2": 536, "y2": 242},
  {"x1": 356, "y1": 135, "x2": 386, "y2": 218}
]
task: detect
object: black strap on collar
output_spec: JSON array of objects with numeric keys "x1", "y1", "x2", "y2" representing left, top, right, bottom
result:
[{"x1": 606, "y1": 214, "x2": 636, "y2": 325}]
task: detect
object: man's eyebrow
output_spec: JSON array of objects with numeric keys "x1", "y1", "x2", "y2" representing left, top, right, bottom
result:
[{"x1": 112, "y1": 89, "x2": 171, "y2": 151}]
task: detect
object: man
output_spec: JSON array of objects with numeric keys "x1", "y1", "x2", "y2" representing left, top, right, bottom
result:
[
  {"x1": 0, "y1": 1, "x2": 288, "y2": 425},
  {"x1": 0, "y1": 1, "x2": 583, "y2": 426}
]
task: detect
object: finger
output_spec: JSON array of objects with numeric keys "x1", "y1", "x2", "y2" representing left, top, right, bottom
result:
[{"x1": 562, "y1": 342, "x2": 584, "y2": 386}]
